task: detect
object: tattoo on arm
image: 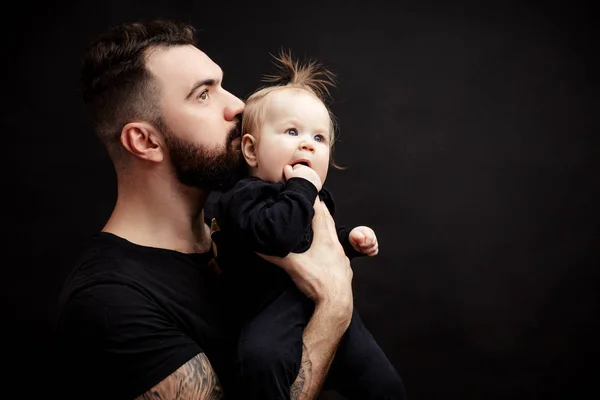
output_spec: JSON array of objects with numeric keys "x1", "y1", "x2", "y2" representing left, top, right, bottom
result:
[
  {"x1": 290, "y1": 342, "x2": 313, "y2": 400},
  {"x1": 136, "y1": 353, "x2": 224, "y2": 400}
]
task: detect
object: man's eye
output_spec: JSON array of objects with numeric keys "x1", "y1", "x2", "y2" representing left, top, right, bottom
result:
[
  {"x1": 286, "y1": 128, "x2": 298, "y2": 136},
  {"x1": 197, "y1": 90, "x2": 209, "y2": 101}
]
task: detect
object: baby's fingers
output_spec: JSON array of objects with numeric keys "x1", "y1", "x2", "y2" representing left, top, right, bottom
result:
[{"x1": 363, "y1": 233, "x2": 377, "y2": 247}]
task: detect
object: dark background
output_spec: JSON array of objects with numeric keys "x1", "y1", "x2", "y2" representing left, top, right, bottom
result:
[{"x1": 3, "y1": 0, "x2": 598, "y2": 398}]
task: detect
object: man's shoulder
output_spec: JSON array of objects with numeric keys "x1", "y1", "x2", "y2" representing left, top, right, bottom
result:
[
  {"x1": 56, "y1": 233, "x2": 152, "y2": 312},
  {"x1": 64, "y1": 232, "x2": 145, "y2": 279}
]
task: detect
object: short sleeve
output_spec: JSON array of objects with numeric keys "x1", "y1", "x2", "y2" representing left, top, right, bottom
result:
[{"x1": 57, "y1": 282, "x2": 203, "y2": 398}]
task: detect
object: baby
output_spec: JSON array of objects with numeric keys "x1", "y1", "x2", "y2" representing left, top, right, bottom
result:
[{"x1": 211, "y1": 51, "x2": 405, "y2": 399}]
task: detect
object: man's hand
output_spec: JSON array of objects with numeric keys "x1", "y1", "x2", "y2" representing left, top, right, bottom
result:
[
  {"x1": 284, "y1": 164, "x2": 323, "y2": 192},
  {"x1": 258, "y1": 198, "x2": 352, "y2": 308},
  {"x1": 349, "y1": 226, "x2": 379, "y2": 257},
  {"x1": 257, "y1": 199, "x2": 354, "y2": 399}
]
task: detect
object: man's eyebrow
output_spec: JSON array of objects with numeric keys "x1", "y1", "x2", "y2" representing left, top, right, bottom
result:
[{"x1": 186, "y1": 79, "x2": 218, "y2": 100}]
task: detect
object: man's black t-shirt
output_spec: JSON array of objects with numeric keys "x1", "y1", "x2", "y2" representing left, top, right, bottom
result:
[{"x1": 54, "y1": 232, "x2": 232, "y2": 399}]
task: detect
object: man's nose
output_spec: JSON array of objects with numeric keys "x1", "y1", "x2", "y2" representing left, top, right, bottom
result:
[{"x1": 224, "y1": 92, "x2": 245, "y2": 121}]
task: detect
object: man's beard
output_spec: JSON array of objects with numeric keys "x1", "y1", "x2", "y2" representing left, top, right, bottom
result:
[{"x1": 163, "y1": 123, "x2": 247, "y2": 192}]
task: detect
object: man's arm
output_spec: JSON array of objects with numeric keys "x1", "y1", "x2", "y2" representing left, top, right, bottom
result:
[
  {"x1": 57, "y1": 283, "x2": 223, "y2": 400},
  {"x1": 135, "y1": 353, "x2": 223, "y2": 400},
  {"x1": 289, "y1": 302, "x2": 350, "y2": 399},
  {"x1": 259, "y1": 199, "x2": 354, "y2": 399}
]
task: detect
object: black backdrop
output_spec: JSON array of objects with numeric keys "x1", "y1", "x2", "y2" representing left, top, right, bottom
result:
[{"x1": 4, "y1": 0, "x2": 598, "y2": 398}]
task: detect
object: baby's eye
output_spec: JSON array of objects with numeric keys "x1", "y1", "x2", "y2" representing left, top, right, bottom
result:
[
  {"x1": 197, "y1": 89, "x2": 209, "y2": 101},
  {"x1": 286, "y1": 128, "x2": 298, "y2": 136},
  {"x1": 314, "y1": 134, "x2": 325, "y2": 143}
]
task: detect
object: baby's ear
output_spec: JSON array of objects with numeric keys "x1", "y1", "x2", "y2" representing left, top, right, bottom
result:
[{"x1": 242, "y1": 134, "x2": 258, "y2": 167}]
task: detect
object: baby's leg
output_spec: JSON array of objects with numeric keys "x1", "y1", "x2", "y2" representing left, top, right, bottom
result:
[
  {"x1": 235, "y1": 283, "x2": 314, "y2": 399},
  {"x1": 325, "y1": 308, "x2": 406, "y2": 399}
]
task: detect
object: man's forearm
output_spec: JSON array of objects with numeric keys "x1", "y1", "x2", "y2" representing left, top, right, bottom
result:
[{"x1": 290, "y1": 303, "x2": 351, "y2": 399}]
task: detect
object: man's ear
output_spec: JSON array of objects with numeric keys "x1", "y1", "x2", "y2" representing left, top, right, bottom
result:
[
  {"x1": 241, "y1": 133, "x2": 258, "y2": 167},
  {"x1": 120, "y1": 122, "x2": 164, "y2": 162}
]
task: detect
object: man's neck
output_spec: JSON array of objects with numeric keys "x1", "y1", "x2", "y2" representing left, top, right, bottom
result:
[{"x1": 102, "y1": 182, "x2": 212, "y2": 254}]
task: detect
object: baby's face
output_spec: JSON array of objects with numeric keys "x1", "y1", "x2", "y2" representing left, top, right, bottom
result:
[{"x1": 253, "y1": 88, "x2": 331, "y2": 184}]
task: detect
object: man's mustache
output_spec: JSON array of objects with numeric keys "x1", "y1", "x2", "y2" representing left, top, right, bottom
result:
[{"x1": 227, "y1": 117, "x2": 242, "y2": 144}]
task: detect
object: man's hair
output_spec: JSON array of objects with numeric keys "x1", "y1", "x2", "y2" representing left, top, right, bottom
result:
[
  {"x1": 242, "y1": 50, "x2": 344, "y2": 169},
  {"x1": 80, "y1": 19, "x2": 196, "y2": 155}
]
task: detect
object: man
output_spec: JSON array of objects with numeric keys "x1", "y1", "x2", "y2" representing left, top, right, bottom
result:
[{"x1": 55, "y1": 19, "x2": 353, "y2": 399}]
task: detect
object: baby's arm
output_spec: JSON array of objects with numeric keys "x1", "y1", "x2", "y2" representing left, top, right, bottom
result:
[{"x1": 216, "y1": 178, "x2": 319, "y2": 257}]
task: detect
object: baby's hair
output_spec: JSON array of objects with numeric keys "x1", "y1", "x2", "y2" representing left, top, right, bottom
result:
[
  {"x1": 262, "y1": 49, "x2": 336, "y2": 102},
  {"x1": 242, "y1": 49, "x2": 344, "y2": 170}
]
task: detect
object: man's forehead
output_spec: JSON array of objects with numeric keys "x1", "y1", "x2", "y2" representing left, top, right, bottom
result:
[{"x1": 146, "y1": 45, "x2": 222, "y2": 85}]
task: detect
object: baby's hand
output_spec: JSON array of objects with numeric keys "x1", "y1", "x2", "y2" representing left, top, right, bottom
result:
[
  {"x1": 349, "y1": 226, "x2": 379, "y2": 256},
  {"x1": 284, "y1": 164, "x2": 323, "y2": 191}
]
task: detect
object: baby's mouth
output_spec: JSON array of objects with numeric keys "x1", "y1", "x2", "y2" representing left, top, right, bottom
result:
[{"x1": 293, "y1": 161, "x2": 310, "y2": 167}]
